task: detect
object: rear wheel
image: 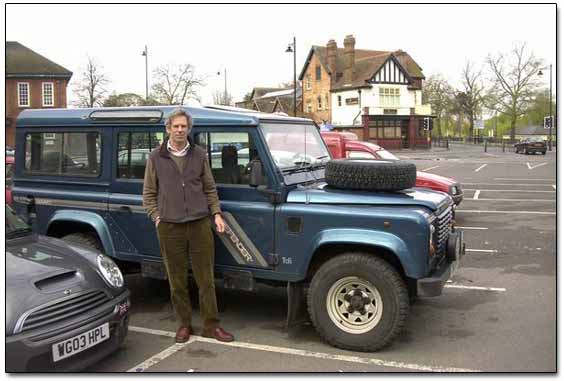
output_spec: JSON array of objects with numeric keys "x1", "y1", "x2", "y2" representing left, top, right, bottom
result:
[
  {"x1": 307, "y1": 253, "x2": 409, "y2": 352},
  {"x1": 62, "y1": 232, "x2": 102, "y2": 252}
]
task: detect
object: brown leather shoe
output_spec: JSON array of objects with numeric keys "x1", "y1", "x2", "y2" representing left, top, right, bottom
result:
[
  {"x1": 202, "y1": 327, "x2": 234, "y2": 342},
  {"x1": 175, "y1": 326, "x2": 191, "y2": 343}
]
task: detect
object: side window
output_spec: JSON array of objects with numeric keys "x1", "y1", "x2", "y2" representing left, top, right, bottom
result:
[
  {"x1": 24, "y1": 132, "x2": 101, "y2": 177},
  {"x1": 117, "y1": 132, "x2": 164, "y2": 179},
  {"x1": 195, "y1": 132, "x2": 255, "y2": 185}
]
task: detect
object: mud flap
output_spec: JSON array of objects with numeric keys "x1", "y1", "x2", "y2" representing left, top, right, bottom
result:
[{"x1": 286, "y1": 282, "x2": 309, "y2": 329}]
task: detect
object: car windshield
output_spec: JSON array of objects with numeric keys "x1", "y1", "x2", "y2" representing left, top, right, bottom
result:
[
  {"x1": 6, "y1": 205, "x2": 32, "y2": 238},
  {"x1": 376, "y1": 149, "x2": 400, "y2": 160},
  {"x1": 260, "y1": 123, "x2": 331, "y2": 171}
]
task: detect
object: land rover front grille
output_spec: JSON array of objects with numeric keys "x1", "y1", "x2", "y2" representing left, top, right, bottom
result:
[
  {"x1": 434, "y1": 206, "x2": 452, "y2": 254},
  {"x1": 19, "y1": 290, "x2": 110, "y2": 334}
]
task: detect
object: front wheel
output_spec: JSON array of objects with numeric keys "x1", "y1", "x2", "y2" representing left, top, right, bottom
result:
[{"x1": 307, "y1": 253, "x2": 409, "y2": 352}]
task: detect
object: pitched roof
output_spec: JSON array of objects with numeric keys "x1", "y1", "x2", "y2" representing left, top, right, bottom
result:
[
  {"x1": 250, "y1": 87, "x2": 284, "y2": 100},
  {"x1": 273, "y1": 95, "x2": 302, "y2": 114},
  {"x1": 299, "y1": 45, "x2": 424, "y2": 91},
  {"x1": 6, "y1": 41, "x2": 73, "y2": 78}
]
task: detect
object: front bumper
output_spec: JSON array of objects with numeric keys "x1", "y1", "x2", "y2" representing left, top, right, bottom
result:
[
  {"x1": 417, "y1": 231, "x2": 465, "y2": 297},
  {"x1": 6, "y1": 290, "x2": 130, "y2": 372},
  {"x1": 451, "y1": 193, "x2": 463, "y2": 205}
]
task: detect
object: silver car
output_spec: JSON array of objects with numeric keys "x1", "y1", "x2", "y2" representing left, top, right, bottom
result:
[{"x1": 5, "y1": 205, "x2": 130, "y2": 372}]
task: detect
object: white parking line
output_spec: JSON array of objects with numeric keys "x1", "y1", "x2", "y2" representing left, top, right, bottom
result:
[
  {"x1": 128, "y1": 341, "x2": 193, "y2": 372},
  {"x1": 463, "y1": 183, "x2": 553, "y2": 187},
  {"x1": 421, "y1": 165, "x2": 440, "y2": 172},
  {"x1": 494, "y1": 178, "x2": 553, "y2": 181},
  {"x1": 456, "y1": 226, "x2": 488, "y2": 230},
  {"x1": 475, "y1": 164, "x2": 487, "y2": 172},
  {"x1": 464, "y1": 189, "x2": 555, "y2": 193},
  {"x1": 457, "y1": 210, "x2": 556, "y2": 215},
  {"x1": 473, "y1": 190, "x2": 480, "y2": 200},
  {"x1": 129, "y1": 326, "x2": 479, "y2": 372},
  {"x1": 466, "y1": 249, "x2": 498, "y2": 253},
  {"x1": 465, "y1": 198, "x2": 555, "y2": 202},
  {"x1": 526, "y1": 162, "x2": 548, "y2": 170},
  {"x1": 445, "y1": 282, "x2": 506, "y2": 292}
]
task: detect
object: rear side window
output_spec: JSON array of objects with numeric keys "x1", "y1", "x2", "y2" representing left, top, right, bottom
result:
[
  {"x1": 24, "y1": 132, "x2": 101, "y2": 177},
  {"x1": 117, "y1": 132, "x2": 164, "y2": 179}
]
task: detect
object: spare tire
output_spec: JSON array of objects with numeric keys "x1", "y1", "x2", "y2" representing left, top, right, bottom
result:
[{"x1": 325, "y1": 159, "x2": 416, "y2": 191}]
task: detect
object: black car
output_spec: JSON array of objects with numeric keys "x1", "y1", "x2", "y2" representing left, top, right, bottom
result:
[
  {"x1": 5, "y1": 205, "x2": 130, "y2": 372},
  {"x1": 514, "y1": 137, "x2": 547, "y2": 155}
]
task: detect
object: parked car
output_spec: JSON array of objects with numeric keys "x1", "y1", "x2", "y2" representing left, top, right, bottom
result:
[
  {"x1": 5, "y1": 205, "x2": 130, "y2": 372},
  {"x1": 12, "y1": 106, "x2": 464, "y2": 352},
  {"x1": 514, "y1": 137, "x2": 547, "y2": 155},
  {"x1": 321, "y1": 131, "x2": 463, "y2": 205},
  {"x1": 6, "y1": 154, "x2": 14, "y2": 205}
]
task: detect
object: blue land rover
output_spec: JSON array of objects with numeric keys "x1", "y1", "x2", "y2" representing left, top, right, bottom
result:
[{"x1": 12, "y1": 106, "x2": 464, "y2": 352}]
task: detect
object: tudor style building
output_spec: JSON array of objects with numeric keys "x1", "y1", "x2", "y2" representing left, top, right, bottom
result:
[
  {"x1": 299, "y1": 35, "x2": 432, "y2": 149},
  {"x1": 6, "y1": 41, "x2": 73, "y2": 147}
]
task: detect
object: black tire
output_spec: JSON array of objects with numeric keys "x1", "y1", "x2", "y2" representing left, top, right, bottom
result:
[
  {"x1": 325, "y1": 159, "x2": 416, "y2": 191},
  {"x1": 62, "y1": 232, "x2": 103, "y2": 252},
  {"x1": 307, "y1": 253, "x2": 409, "y2": 352},
  {"x1": 542, "y1": 151, "x2": 547, "y2": 155}
]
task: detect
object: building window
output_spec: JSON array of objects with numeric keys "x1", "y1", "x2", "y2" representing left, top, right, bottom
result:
[
  {"x1": 306, "y1": 75, "x2": 312, "y2": 90},
  {"x1": 42, "y1": 82, "x2": 54, "y2": 107},
  {"x1": 307, "y1": 103, "x2": 313, "y2": 113},
  {"x1": 317, "y1": 96, "x2": 322, "y2": 110},
  {"x1": 315, "y1": 65, "x2": 321, "y2": 81},
  {"x1": 379, "y1": 87, "x2": 400, "y2": 107},
  {"x1": 18, "y1": 82, "x2": 30, "y2": 107},
  {"x1": 337, "y1": 96, "x2": 342, "y2": 106},
  {"x1": 325, "y1": 95, "x2": 329, "y2": 110},
  {"x1": 345, "y1": 97, "x2": 359, "y2": 106}
]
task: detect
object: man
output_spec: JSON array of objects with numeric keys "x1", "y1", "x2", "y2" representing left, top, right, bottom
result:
[{"x1": 143, "y1": 108, "x2": 234, "y2": 343}]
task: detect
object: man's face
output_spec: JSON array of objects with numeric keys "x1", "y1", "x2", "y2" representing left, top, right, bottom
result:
[{"x1": 166, "y1": 115, "x2": 190, "y2": 145}]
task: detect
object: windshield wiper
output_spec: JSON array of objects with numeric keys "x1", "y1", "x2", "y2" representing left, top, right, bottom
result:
[
  {"x1": 281, "y1": 155, "x2": 329, "y2": 175},
  {"x1": 6, "y1": 227, "x2": 33, "y2": 239}
]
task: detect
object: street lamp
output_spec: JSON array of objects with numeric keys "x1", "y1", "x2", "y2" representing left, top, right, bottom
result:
[
  {"x1": 141, "y1": 45, "x2": 149, "y2": 100},
  {"x1": 217, "y1": 68, "x2": 228, "y2": 105},
  {"x1": 537, "y1": 64, "x2": 553, "y2": 151},
  {"x1": 285, "y1": 36, "x2": 297, "y2": 117}
]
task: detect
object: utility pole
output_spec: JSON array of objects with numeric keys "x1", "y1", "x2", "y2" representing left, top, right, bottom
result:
[
  {"x1": 142, "y1": 45, "x2": 149, "y2": 100},
  {"x1": 286, "y1": 37, "x2": 297, "y2": 117}
]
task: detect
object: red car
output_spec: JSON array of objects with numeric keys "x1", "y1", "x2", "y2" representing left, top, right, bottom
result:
[
  {"x1": 321, "y1": 131, "x2": 463, "y2": 205},
  {"x1": 6, "y1": 154, "x2": 14, "y2": 205}
]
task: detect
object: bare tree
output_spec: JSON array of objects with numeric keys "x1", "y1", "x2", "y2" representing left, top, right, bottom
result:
[
  {"x1": 458, "y1": 61, "x2": 486, "y2": 139},
  {"x1": 73, "y1": 56, "x2": 110, "y2": 107},
  {"x1": 423, "y1": 74, "x2": 454, "y2": 138},
  {"x1": 151, "y1": 64, "x2": 204, "y2": 105},
  {"x1": 487, "y1": 43, "x2": 542, "y2": 140},
  {"x1": 212, "y1": 90, "x2": 233, "y2": 106}
]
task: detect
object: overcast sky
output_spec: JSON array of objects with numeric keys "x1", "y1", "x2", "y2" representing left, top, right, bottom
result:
[{"x1": 5, "y1": 3, "x2": 557, "y2": 108}]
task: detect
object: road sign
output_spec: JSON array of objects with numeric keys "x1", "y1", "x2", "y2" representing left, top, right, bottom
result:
[{"x1": 544, "y1": 116, "x2": 553, "y2": 129}]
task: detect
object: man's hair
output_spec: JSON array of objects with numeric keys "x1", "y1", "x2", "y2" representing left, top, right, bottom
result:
[{"x1": 165, "y1": 108, "x2": 193, "y2": 129}]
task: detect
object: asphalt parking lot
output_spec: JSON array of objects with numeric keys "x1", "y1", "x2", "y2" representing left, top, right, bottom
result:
[{"x1": 86, "y1": 143, "x2": 556, "y2": 373}]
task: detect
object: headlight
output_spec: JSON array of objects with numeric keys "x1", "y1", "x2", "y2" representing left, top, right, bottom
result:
[
  {"x1": 450, "y1": 185, "x2": 457, "y2": 195},
  {"x1": 97, "y1": 255, "x2": 124, "y2": 288}
]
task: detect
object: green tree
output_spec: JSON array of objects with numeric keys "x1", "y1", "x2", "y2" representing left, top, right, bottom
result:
[
  {"x1": 423, "y1": 74, "x2": 454, "y2": 138},
  {"x1": 487, "y1": 43, "x2": 542, "y2": 140}
]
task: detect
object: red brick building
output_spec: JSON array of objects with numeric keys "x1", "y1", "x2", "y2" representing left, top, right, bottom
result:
[{"x1": 6, "y1": 42, "x2": 73, "y2": 147}]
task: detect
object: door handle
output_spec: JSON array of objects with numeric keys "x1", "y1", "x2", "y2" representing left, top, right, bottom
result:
[{"x1": 117, "y1": 206, "x2": 132, "y2": 214}]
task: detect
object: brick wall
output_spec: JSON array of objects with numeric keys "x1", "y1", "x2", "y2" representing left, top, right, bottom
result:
[
  {"x1": 301, "y1": 54, "x2": 332, "y2": 124},
  {"x1": 5, "y1": 77, "x2": 69, "y2": 146}
]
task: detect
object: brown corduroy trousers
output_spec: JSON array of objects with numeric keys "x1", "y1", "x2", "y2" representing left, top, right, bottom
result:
[{"x1": 157, "y1": 217, "x2": 219, "y2": 333}]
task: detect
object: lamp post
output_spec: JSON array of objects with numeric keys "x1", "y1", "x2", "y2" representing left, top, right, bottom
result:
[
  {"x1": 141, "y1": 45, "x2": 149, "y2": 100},
  {"x1": 217, "y1": 68, "x2": 228, "y2": 105},
  {"x1": 286, "y1": 37, "x2": 297, "y2": 117},
  {"x1": 538, "y1": 64, "x2": 553, "y2": 151}
]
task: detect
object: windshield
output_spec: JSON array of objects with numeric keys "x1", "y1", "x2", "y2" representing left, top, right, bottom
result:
[
  {"x1": 260, "y1": 123, "x2": 331, "y2": 170},
  {"x1": 376, "y1": 149, "x2": 400, "y2": 160},
  {"x1": 6, "y1": 205, "x2": 32, "y2": 238}
]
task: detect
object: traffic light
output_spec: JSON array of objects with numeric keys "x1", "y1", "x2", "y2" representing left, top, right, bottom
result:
[
  {"x1": 544, "y1": 116, "x2": 553, "y2": 129},
  {"x1": 423, "y1": 118, "x2": 429, "y2": 130}
]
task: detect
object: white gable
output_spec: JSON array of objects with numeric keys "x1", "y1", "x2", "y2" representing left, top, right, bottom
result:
[{"x1": 371, "y1": 58, "x2": 409, "y2": 84}]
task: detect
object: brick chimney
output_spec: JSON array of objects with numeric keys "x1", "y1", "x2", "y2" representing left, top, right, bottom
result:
[
  {"x1": 343, "y1": 35, "x2": 356, "y2": 84},
  {"x1": 326, "y1": 39, "x2": 337, "y2": 83}
]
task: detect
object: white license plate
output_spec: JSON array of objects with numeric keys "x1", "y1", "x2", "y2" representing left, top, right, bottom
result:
[{"x1": 52, "y1": 322, "x2": 110, "y2": 362}]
